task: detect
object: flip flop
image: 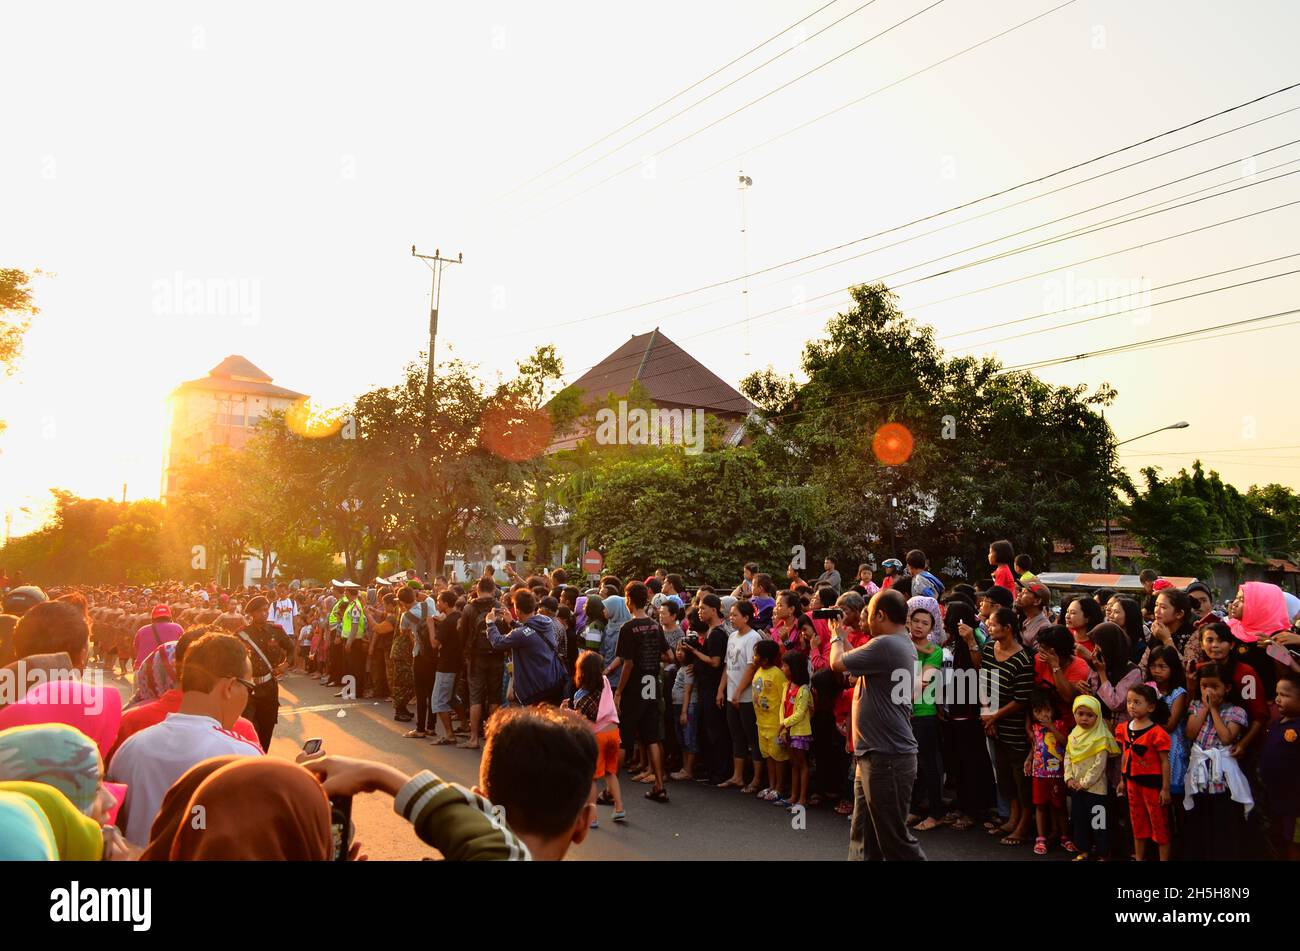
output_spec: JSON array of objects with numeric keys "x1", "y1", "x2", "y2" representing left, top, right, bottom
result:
[
  {"x1": 914, "y1": 816, "x2": 941, "y2": 831},
  {"x1": 951, "y1": 817, "x2": 975, "y2": 831},
  {"x1": 716, "y1": 780, "x2": 743, "y2": 789},
  {"x1": 1000, "y1": 835, "x2": 1028, "y2": 846},
  {"x1": 429, "y1": 736, "x2": 456, "y2": 745}
]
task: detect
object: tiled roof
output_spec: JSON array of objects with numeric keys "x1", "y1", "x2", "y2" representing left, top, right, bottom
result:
[
  {"x1": 174, "y1": 355, "x2": 306, "y2": 400},
  {"x1": 562, "y1": 329, "x2": 752, "y2": 415}
]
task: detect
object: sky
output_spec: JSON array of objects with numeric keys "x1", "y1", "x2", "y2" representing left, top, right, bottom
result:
[{"x1": 3, "y1": 0, "x2": 1300, "y2": 539}]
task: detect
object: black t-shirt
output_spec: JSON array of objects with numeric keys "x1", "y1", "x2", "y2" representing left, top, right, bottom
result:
[
  {"x1": 693, "y1": 625, "x2": 728, "y2": 696},
  {"x1": 616, "y1": 616, "x2": 669, "y2": 683},
  {"x1": 435, "y1": 610, "x2": 463, "y2": 673}
]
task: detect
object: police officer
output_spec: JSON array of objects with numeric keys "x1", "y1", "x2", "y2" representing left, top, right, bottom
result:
[
  {"x1": 328, "y1": 581, "x2": 367, "y2": 696},
  {"x1": 237, "y1": 595, "x2": 296, "y2": 751}
]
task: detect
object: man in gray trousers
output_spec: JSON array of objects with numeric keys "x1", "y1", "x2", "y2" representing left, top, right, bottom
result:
[{"x1": 831, "y1": 588, "x2": 927, "y2": 861}]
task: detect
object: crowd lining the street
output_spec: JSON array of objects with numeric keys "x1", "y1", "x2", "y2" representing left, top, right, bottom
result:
[{"x1": 0, "y1": 540, "x2": 1298, "y2": 862}]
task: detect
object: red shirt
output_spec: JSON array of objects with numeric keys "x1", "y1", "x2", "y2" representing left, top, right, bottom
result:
[
  {"x1": 1033, "y1": 653, "x2": 1091, "y2": 726},
  {"x1": 109, "y1": 689, "x2": 263, "y2": 761},
  {"x1": 993, "y1": 564, "x2": 1016, "y2": 592},
  {"x1": 1116, "y1": 720, "x2": 1170, "y2": 787}
]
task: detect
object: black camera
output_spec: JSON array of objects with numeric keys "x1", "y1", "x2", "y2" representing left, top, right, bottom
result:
[{"x1": 812, "y1": 608, "x2": 843, "y2": 620}]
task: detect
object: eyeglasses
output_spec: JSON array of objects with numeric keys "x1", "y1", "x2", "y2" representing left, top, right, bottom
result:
[{"x1": 233, "y1": 677, "x2": 256, "y2": 692}]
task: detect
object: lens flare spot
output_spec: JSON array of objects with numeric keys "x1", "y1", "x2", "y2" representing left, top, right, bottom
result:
[
  {"x1": 872, "y1": 422, "x2": 914, "y2": 466},
  {"x1": 286, "y1": 398, "x2": 348, "y2": 439},
  {"x1": 480, "y1": 399, "x2": 553, "y2": 462}
]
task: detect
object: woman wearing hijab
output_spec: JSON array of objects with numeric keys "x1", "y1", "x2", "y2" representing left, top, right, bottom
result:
[
  {"x1": 0, "y1": 780, "x2": 104, "y2": 860},
  {"x1": 127, "y1": 640, "x2": 179, "y2": 709},
  {"x1": 168, "y1": 758, "x2": 333, "y2": 861},
  {"x1": 0, "y1": 790, "x2": 57, "y2": 860},
  {"x1": 139, "y1": 755, "x2": 243, "y2": 861},
  {"x1": 0, "y1": 675, "x2": 123, "y2": 763},
  {"x1": 0, "y1": 723, "x2": 115, "y2": 823},
  {"x1": 1229, "y1": 581, "x2": 1299, "y2": 677}
]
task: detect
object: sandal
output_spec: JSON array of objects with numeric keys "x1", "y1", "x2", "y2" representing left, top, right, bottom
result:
[
  {"x1": 740, "y1": 785, "x2": 761, "y2": 795},
  {"x1": 1033, "y1": 836, "x2": 1048, "y2": 855},
  {"x1": 716, "y1": 779, "x2": 744, "y2": 789},
  {"x1": 429, "y1": 735, "x2": 456, "y2": 745},
  {"x1": 1060, "y1": 837, "x2": 1078, "y2": 853},
  {"x1": 834, "y1": 801, "x2": 854, "y2": 816},
  {"x1": 914, "y1": 816, "x2": 942, "y2": 832},
  {"x1": 596, "y1": 790, "x2": 614, "y2": 806},
  {"x1": 645, "y1": 788, "x2": 669, "y2": 803},
  {"x1": 951, "y1": 817, "x2": 974, "y2": 831},
  {"x1": 403, "y1": 729, "x2": 427, "y2": 738},
  {"x1": 1000, "y1": 834, "x2": 1028, "y2": 846}
]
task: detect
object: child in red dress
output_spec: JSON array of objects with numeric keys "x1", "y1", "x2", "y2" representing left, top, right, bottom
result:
[{"x1": 1116, "y1": 683, "x2": 1172, "y2": 861}]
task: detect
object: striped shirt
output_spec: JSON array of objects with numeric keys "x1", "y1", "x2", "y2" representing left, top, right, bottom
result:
[{"x1": 979, "y1": 642, "x2": 1034, "y2": 752}]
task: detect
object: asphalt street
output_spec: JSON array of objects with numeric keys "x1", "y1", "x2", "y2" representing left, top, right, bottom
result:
[{"x1": 109, "y1": 670, "x2": 1064, "y2": 861}]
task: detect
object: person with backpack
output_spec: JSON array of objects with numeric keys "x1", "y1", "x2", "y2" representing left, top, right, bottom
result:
[
  {"x1": 459, "y1": 576, "x2": 505, "y2": 750},
  {"x1": 133, "y1": 605, "x2": 183, "y2": 671},
  {"x1": 486, "y1": 589, "x2": 568, "y2": 707}
]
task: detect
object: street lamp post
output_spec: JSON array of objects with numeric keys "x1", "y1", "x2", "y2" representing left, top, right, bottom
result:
[{"x1": 1104, "y1": 421, "x2": 1190, "y2": 568}]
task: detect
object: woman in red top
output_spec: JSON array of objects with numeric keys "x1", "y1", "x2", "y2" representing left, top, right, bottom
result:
[
  {"x1": 1063, "y1": 596, "x2": 1105, "y2": 666},
  {"x1": 1033, "y1": 624, "x2": 1091, "y2": 728}
]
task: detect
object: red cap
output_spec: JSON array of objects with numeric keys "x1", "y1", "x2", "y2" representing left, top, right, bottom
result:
[
  {"x1": 1152, "y1": 578, "x2": 1174, "y2": 592},
  {"x1": 152, "y1": 604, "x2": 172, "y2": 620}
]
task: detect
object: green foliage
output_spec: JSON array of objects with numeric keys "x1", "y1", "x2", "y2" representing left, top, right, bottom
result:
[
  {"x1": 567, "y1": 448, "x2": 824, "y2": 585},
  {"x1": 740, "y1": 282, "x2": 1112, "y2": 576},
  {"x1": 1122, "y1": 467, "x2": 1215, "y2": 578}
]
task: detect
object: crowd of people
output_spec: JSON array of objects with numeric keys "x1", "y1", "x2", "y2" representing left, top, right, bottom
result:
[{"x1": 0, "y1": 541, "x2": 1298, "y2": 862}]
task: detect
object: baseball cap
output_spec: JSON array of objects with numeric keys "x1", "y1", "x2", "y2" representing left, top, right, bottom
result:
[
  {"x1": 2, "y1": 585, "x2": 48, "y2": 617},
  {"x1": 1022, "y1": 582, "x2": 1051, "y2": 605},
  {"x1": 151, "y1": 604, "x2": 172, "y2": 620}
]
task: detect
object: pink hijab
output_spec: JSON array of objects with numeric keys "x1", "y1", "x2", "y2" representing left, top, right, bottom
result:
[
  {"x1": 0, "y1": 679, "x2": 123, "y2": 762},
  {"x1": 1228, "y1": 582, "x2": 1295, "y2": 670}
]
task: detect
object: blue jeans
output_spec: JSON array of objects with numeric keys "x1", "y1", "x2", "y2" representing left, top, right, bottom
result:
[{"x1": 673, "y1": 701, "x2": 698, "y2": 753}]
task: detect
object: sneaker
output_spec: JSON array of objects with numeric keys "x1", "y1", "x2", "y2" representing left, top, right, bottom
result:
[
  {"x1": 774, "y1": 797, "x2": 792, "y2": 808},
  {"x1": 589, "y1": 819, "x2": 599, "y2": 829},
  {"x1": 612, "y1": 810, "x2": 627, "y2": 823},
  {"x1": 757, "y1": 788, "x2": 776, "y2": 801}
]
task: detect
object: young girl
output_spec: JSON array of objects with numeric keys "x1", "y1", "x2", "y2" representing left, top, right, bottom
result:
[
  {"x1": 1182, "y1": 663, "x2": 1251, "y2": 860},
  {"x1": 1147, "y1": 646, "x2": 1190, "y2": 805},
  {"x1": 1064, "y1": 694, "x2": 1120, "y2": 861},
  {"x1": 1028, "y1": 691, "x2": 1071, "y2": 855},
  {"x1": 668, "y1": 642, "x2": 698, "y2": 782},
  {"x1": 567, "y1": 650, "x2": 626, "y2": 827},
  {"x1": 907, "y1": 600, "x2": 946, "y2": 830},
  {"x1": 778, "y1": 651, "x2": 812, "y2": 812},
  {"x1": 1115, "y1": 684, "x2": 1172, "y2": 861},
  {"x1": 751, "y1": 640, "x2": 789, "y2": 804},
  {"x1": 988, "y1": 539, "x2": 1016, "y2": 592}
]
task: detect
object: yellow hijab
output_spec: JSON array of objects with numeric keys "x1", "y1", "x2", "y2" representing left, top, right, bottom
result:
[
  {"x1": 0, "y1": 781, "x2": 103, "y2": 860},
  {"x1": 1066, "y1": 694, "x2": 1120, "y2": 764}
]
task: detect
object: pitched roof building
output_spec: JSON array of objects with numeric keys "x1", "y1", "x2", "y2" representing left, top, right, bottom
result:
[
  {"x1": 163, "y1": 356, "x2": 307, "y2": 498},
  {"x1": 549, "y1": 328, "x2": 753, "y2": 452}
]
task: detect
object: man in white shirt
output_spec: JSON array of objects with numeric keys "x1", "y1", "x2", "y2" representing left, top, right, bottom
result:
[
  {"x1": 107, "y1": 632, "x2": 263, "y2": 845},
  {"x1": 272, "y1": 582, "x2": 298, "y2": 641}
]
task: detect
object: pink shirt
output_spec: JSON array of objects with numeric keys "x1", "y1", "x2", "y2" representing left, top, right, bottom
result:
[{"x1": 134, "y1": 622, "x2": 184, "y2": 669}]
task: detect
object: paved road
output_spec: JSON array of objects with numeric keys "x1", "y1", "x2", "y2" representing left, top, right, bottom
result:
[{"x1": 110, "y1": 670, "x2": 1063, "y2": 861}]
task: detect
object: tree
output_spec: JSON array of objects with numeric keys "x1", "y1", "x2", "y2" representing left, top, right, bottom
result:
[
  {"x1": 1, "y1": 267, "x2": 44, "y2": 436},
  {"x1": 567, "y1": 447, "x2": 822, "y2": 584},
  {"x1": 740, "y1": 282, "x2": 1112, "y2": 575},
  {"x1": 1122, "y1": 467, "x2": 1215, "y2": 578}
]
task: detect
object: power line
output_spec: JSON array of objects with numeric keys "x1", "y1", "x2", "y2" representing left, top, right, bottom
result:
[
  {"x1": 536, "y1": 179, "x2": 1300, "y2": 392},
  {"x1": 522, "y1": 0, "x2": 1070, "y2": 223},
  {"x1": 501, "y1": 84, "x2": 1300, "y2": 335},
  {"x1": 507, "y1": 1, "x2": 884, "y2": 207},
  {"x1": 495, "y1": 0, "x2": 842, "y2": 202}
]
